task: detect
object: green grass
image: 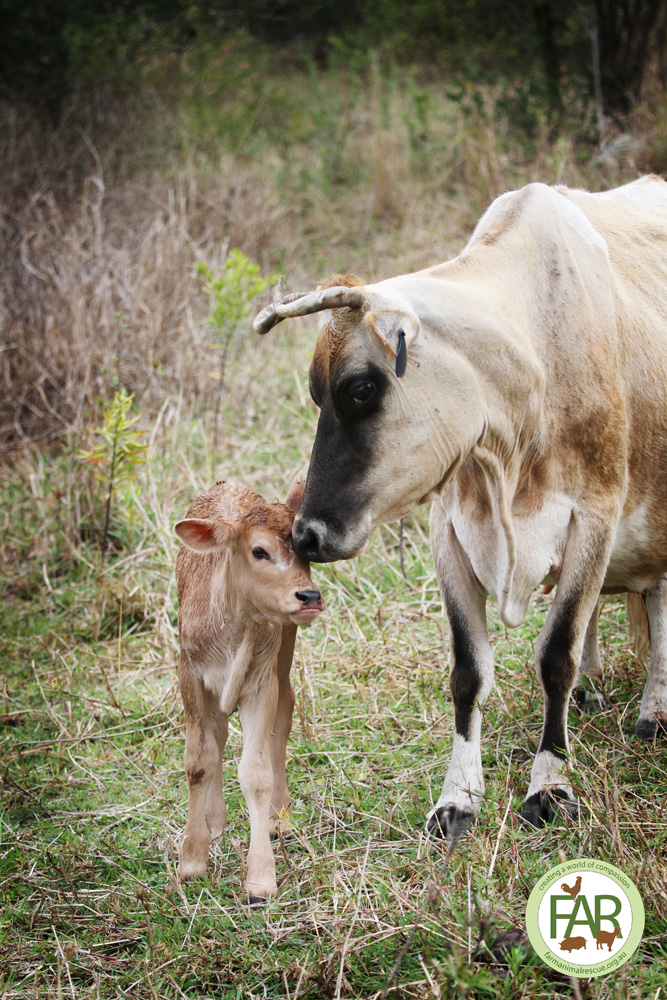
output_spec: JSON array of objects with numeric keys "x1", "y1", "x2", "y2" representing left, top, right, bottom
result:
[
  {"x1": 1, "y1": 422, "x2": 666, "y2": 999},
  {"x1": 3, "y1": 32, "x2": 667, "y2": 999}
]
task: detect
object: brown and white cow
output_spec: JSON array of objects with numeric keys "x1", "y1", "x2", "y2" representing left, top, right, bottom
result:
[
  {"x1": 254, "y1": 175, "x2": 667, "y2": 838},
  {"x1": 175, "y1": 476, "x2": 323, "y2": 901}
]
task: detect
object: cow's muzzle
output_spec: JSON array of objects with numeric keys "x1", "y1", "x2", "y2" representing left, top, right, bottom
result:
[
  {"x1": 292, "y1": 519, "x2": 329, "y2": 561},
  {"x1": 293, "y1": 515, "x2": 369, "y2": 562},
  {"x1": 292, "y1": 515, "x2": 354, "y2": 562}
]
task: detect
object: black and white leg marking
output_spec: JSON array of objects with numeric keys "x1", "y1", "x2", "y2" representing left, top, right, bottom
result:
[
  {"x1": 522, "y1": 515, "x2": 612, "y2": 827},
  {"x1": 522, "y1": 592, "x2": 581, "y2": 826},
  {"x1": 426, "y1": 518, "x2": 494, "y2": 841}
]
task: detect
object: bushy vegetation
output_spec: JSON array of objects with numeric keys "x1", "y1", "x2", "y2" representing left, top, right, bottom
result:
[{"x1": 1, "y1": 24, "x2": 667, "y2": 1000}]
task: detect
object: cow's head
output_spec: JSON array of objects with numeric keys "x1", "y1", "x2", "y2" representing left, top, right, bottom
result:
[{"x1": 254, "y1": 276, "x2": 487, "y2": 561}]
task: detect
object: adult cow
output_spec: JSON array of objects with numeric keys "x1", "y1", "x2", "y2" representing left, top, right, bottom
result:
[{"x1": 254, "y1": 176, "x2": 667, "y2": 837}]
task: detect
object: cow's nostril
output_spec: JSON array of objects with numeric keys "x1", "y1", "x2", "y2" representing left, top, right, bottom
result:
[
  {"x1": 296, "y1": 589, "x2": 322, "y2": 607},
  {"x1": 293, "y1": 521, "x2": 322, "y2": 561}
]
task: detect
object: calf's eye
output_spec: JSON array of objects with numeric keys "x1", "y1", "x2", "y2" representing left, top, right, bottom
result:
[{"x1": 252, "y1": 547, "x2": 269, "y2": 560}]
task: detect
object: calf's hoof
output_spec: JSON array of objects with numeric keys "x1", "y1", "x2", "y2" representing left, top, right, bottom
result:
[
  {"x1": 178, "y1": 859, "x2": 207, "y2": 881},
  {"x1": 521, "y1": 789, "x2": 579, "y2": 829},
  {"x1": 246, "y1": 880, "x2": 276, "y2": 905},
  {"x1": 574, "y1": 689, "x2": 604, "y2": 715},
  {"x1": 635, "y1": 715, "x2": 667, "y2": 740},
  {"x1": 425, "y1": 804, "x2": 476, "y2": 842}
]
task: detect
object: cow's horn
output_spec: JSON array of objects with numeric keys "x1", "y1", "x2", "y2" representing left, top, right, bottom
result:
[{"x1": 253, "y1": 277, "x2": 366, "y2": 334}]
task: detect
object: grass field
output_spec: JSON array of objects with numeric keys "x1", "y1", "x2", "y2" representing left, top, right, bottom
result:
[{"x1": 2, "y1": 35, "x2": 667, "y2": 1000}]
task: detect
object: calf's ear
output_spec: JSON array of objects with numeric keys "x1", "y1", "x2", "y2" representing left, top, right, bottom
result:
[
  {"x1": 284, "y1": 471, "x2": 306, "y2": 513},
  {"x1": 175, "y1": 518, "x2": 235, "y2": 552}
]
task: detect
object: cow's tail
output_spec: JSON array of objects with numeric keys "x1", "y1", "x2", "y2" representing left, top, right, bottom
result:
[{"x1": 627, "y1": 592, "x2": 650, "y2": 662}]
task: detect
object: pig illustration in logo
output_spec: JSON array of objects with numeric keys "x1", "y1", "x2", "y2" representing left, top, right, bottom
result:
[{"x1": 559, "y1": 936, "x2": 587, "y2": 953}]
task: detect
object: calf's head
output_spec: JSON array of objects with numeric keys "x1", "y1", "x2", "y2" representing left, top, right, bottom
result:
[
  {"x1": 254, "y1": 275, "x2": 486, "y2": 561},
  {"x1": 175, "y1": 474, "x2": 323, "y2": 625}
]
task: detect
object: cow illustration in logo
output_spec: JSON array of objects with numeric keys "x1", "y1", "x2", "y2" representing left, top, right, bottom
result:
[
  {"x1": 559, "y1": 936, "x2": 587, "y2": 953},
  {"x1": 596, "y1": 926, "x2": 622, "y2": 952},
  {"x1": 560, "y1": 875, "x2": 582, "y2": 900}
]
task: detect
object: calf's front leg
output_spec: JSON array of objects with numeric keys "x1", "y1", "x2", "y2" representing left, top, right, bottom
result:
[
  {"x1": 179, "y1": 664, "x2": 229, "y2": 879},
  {"x1": 238, "y1": 671, "x2": 279, "y2": 902}
]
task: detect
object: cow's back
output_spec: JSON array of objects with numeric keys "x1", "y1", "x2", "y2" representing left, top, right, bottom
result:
[
  {"x1": 559, "y1": 177, "x2": 667, "y2": 355},
  {"x1": 550, "y1": 178, "x2": 667, "y2": 585}
]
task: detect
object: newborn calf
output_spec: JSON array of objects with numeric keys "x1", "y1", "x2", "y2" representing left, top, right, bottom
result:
[{"x1": 174, "y1": 474, "x2": 323, "y2": 902}]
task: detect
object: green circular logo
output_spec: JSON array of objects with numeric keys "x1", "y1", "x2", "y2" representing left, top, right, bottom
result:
[{"x1": 525, "y1": 858, "x2": 644, "y2": 978}]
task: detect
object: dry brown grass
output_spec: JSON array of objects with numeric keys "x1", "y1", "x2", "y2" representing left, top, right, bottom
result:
[
  {"x1": 1, "y1": 42, "x2": 656, "y2": 455},
  {"x1": 1, "y1": 44, "x2": 666, "y2": 997}
]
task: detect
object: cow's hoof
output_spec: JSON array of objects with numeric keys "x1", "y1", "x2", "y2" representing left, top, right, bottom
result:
[
  {"x1": 247, "y1": 894, "x2": 270, "y2": 906},
  {"x1": 425, "y1": 805, "x2": 476, "y2": 842},
  {"x1": 269, "y1": 829, "x2": 292, "y2": 843},
  {"x1": 635, "y1": 715, "x2": 667, "y2": 740},
  {"x1": 521, "y1": 789, "x2": 579, "y2": 828},
  {"x1": 574, "y1": 689, "x2": 604, "y2": 715}
]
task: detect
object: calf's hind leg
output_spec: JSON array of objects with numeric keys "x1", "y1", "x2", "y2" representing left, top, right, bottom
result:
[{"x1": 269, "y1": 625, "x2": 297, "y2": 838}]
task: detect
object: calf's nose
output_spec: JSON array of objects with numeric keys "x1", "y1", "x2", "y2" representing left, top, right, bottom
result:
[{"x1": 295, "y1": 589, "x2": 322, "y2": 608}]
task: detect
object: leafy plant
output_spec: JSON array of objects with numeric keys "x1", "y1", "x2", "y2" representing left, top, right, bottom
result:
[
  {"x1": 79, "y1": 388, "x2": 149, "y2": 555},
  {"x1": 196, "y1": 249, "x2": 273, "y2": 462}
]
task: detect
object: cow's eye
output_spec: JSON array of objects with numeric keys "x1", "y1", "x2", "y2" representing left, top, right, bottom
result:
[
  {"x1": 348, "y1": 379, "x2": 376, "y2": 405},
  {"x1": 252, "y1": 547, "x2": 269, "y2": 560}
]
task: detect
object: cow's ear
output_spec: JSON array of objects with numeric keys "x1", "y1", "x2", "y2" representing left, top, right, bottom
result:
[
  {"x1": 175, "y1": 517, "x2": 235, "y2": 552},
  {"x1": 364, "y1": 307, "x2": 421, "y2": 376},
  {"x1": 284, "y1": 471, "x2": 306, "y2": 512}
]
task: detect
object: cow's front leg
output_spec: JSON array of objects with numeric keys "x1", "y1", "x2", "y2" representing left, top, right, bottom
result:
[
  {"x1": 636, "y1": 578, "x2": 667, "y2": 739},
  {"x1": 426, "y1": 519, "x2": 494, "y2": 841},
  {"x1": 269, "y1": 625, "x2": 296, "y2": 839},
  {"x1": 522, "y1": 516, "x2": 611, "y2": 826},
  {"x1": 179, "y1": 664, "x2": 228, "y2": 879},
  {"x1": 238, "y1": 671, "x2": 279, "y2": 903}
]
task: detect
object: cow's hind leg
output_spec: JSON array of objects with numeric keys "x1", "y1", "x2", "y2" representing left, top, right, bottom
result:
[
  {"x1": 426, "y1": 518, "x2": 494, "y2": 841},
  {"x1": 636, "y1": 578, "x2": 667, "y2": 739},
  {"x1": 574, "y1": 601, "x2": 605, "y2": 714},
  {"x1": 522, "y1": 516, "x2": 611, "y2": 827}
]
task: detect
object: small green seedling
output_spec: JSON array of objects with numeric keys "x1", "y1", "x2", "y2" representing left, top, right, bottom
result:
[
  {"x1": 196, "y1": 250, "x2": 273, "y2": 462},
  {"x1": 79, "y1": 388, "x2": 149, "y2": 555}
]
